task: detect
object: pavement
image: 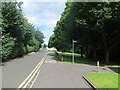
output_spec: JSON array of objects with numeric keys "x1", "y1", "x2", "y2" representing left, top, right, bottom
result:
[
  {"x1": 32, "y1": 52, "x2": 114, "y2": 88},
  {"x1": 2, "y1": 48, "x2": 47, "y2": 88}
]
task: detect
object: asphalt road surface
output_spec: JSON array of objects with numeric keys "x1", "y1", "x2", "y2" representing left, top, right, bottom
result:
[
  {"x1": 2, "y1": 48, "x2": 47, "y2": 88},
  {"x1": 32, "y1": 52, "x2": 114, "y2": 88},
  {"x1": 2, "y1": 50, "x2": 114, "y2": 89}
]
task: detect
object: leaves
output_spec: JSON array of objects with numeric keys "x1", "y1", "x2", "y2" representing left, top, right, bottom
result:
[
  {"x1": 49, "y1": 2, "x2": 120, "y2": 63},
  {"x1": 2, "y1": 2, "x2": 44, "y2": 61}
]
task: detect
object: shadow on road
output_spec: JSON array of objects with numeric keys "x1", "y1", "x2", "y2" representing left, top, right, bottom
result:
[
  {"x1": 108, "y1": 67, "x2": 120, "y2": 74},
  {"x1": 47, "y1": 52, "x2": 60, "y2": 61}
]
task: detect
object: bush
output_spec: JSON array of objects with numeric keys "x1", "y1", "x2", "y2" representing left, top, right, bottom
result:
[
  {"x1": 27, "y1": 45, "x2": 34, "y2": 53},
  {"x1": 34, "y1": 43, "x2": 40, "y2": 52},
  {"x1": 33, "y1": 39, "x2": 41, "y2": 52},
  {"x1": 2, "y1": 34, "x2": 15, "y2": 61},
  {"x1": 10, "y1": 42, "x2": 25, "y2": 59}
]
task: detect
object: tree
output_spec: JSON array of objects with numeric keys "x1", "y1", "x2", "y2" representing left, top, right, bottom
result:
[
  {"x1": 2, "y1": 34, "x2": 15, "y2": 61},
  {"x1": 1, "y1": 2, "x2": 44, "y2": 60},
  {"x1": 48, "y1": 34, "x2": 56, "y2": 48},
  {"x1": 49, "y1": 1, "x2": 120, "y2": 64}
]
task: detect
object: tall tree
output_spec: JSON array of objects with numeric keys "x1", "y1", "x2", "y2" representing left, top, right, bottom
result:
[
  {"x1": 2, "y1": 2, "x2": 44, "y2": 60},
  {"x1": 49, "y1": 1, "x2": 120, "y2": 64}
]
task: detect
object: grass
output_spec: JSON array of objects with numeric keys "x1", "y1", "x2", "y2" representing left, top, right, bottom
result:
[
  {"x1": 57, "y1": 51, "x2": 81, "y2": 57},
  {"x1": 60, "y1": 56, "x2": 97, "y2": 65},
  {"x1": 105, "y1": 65, "x2": 120, "y2": 68},
  {"x1": 57, "y1": 51, "x2": 98, "y2": 66},
  {"x1": 86, "y1": 73, "x2": 120, "y2": 89},
  {"x1": 56, "y1": 51, "x2": 119, "y2": 66}
]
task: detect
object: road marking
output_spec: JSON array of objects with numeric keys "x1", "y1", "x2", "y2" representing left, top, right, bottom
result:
[
  {"x1": 17, "y1": 53, "x2": 47, "y2": 89},
  {"x1": 29, "y1": 65, "x2": 41, "y2": 88}
]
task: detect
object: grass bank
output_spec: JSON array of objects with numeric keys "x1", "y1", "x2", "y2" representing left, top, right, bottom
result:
[
  {"x1": 56, "y1": 51, "x2": 119, "y2": 67},
  {"x1": 57, "y1": 51, "x2": 99, "y2": 66},
  {"x1": 86, "y1": 73, "x2": 119, "y2": 89}
]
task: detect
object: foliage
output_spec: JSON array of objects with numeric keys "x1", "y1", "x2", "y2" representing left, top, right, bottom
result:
[
  {"x1": 48, "y1": 34, "x2": 56, "y2": 48},
  {"x1": 27, "y1": 45, "x2": 34, "y2": 53},
  {"x1": 49, "y1": 1, "x2": 120, "y2": 64},
  {"x1": 1, "y1": 2, "x2": 44, "y2": 61},
  {"x1": 2, "y1": 34, "x2": 15, "y2": 61},
  {"x1": 35, "y1": 30, "x2": 44, "y2": 44}
]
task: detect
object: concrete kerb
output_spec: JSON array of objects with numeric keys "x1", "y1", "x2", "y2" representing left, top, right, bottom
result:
[{"x1": 83, "y1": 74, "x2": 98, "y2": 90}]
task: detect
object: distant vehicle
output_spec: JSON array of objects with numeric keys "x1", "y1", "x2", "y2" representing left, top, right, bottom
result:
[{"x1": 47, "y1": 47, "x2": 57, "y2": 51}]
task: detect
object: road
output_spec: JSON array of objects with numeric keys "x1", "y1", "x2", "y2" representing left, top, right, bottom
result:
[
  {"x1": 32, "y1": 52, "x2": 114, "y2": 88},
  {"x1": 2, "y1": 50, "x2": 114, "y2": 89},
  {"x1": 2, "y1": 48, "x2": 47, "y2": 88}
]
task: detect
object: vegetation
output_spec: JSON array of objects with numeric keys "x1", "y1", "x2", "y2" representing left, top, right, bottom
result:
[
  {"x1": 56, "y1": 51, "x2": 109, "y2": 66},
  {"x1": 48, "y1": 1, "x2": 120, "y2": 64},
  {"x1": 57, "y1": 51, "x2": 80, "y2": 57},
  {"x1": 1, "y1": 2, "x2": 44, "y2": 61},
  {"x1": 86, "y1": 73, "x2": 119, "y2": 89}
]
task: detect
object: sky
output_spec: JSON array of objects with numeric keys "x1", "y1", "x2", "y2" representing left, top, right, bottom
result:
[{"x1": 17, "y1": 0, "x2": 67, "y2": 45}]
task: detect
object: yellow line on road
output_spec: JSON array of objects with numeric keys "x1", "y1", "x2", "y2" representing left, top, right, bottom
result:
[{"x1": 17, "y1": 53, "x2": 47, "y2": 89}]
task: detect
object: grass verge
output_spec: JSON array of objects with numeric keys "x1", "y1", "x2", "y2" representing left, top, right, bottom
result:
[
  {"x1": 86, "y1": 73, "x2": 120, "y2": 89},
  {"x1": 57, "y1": 51, "x2": 119, "y2": 66},
  {"x1": 57, "y1": 51, "x2": 81, "y2": 57},
  {"x1": 57, "y1": 51, "x2": 98, "y2": 66}
]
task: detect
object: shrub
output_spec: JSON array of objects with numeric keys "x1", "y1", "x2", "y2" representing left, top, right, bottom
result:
[
  {"x1": 27, "y1": 45, "x2": 34, "y2": 53},
  {"x1": 2, "y1": 34, "x2": 15, "y2": 61}
]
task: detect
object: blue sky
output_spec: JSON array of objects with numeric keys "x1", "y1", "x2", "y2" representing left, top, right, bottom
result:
[{"x1": 17, "y1": 0, "x2": 67, "y2": 45}]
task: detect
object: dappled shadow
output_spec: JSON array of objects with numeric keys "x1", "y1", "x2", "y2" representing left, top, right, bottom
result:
[
  {"x1": 0, "y1": 63, "x2": 5, "y2": 66},
  {"x1": 51, "y1": 57, "x2": 58, "y2": 61},
  {"x1": 2, "y1": 55, "x2": 25, "y2": 63},
  {"x1": 47, "y1": 52, "x2": 57, "y2": 60},
  {"x1": 47, "y1": 52, "x2": 61, "y2": 61},
  {"x1": 108, "y1": 67, "x2": 120, "y2": 74},
  {"x1": 47, "y1": 53, "x2": 55, "y2": 56}
]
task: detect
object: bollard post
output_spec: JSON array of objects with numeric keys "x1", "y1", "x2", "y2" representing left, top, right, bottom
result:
[
  {"x1": 97, "y1": 61, "x2": 99, "y2": 72},
  {"x1": 62, "y1": 56, "x2": 63, "y2": 61}
]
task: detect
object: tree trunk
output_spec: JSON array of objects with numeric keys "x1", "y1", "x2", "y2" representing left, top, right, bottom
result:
[
  {"x1": 105, "y1": 49, "x2": 109, "y2": 64},
  {"x1": 85, "y1": 46, "x2": 89, "y2": 59},
  {"x1": 93, "y1": 47, "x2": 97, "y2": 61},
  {"x1": 81, "y1": 47, "x2": 84, "y2": 58}
]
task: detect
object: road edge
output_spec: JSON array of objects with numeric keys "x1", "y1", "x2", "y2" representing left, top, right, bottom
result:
[{"x1": 83, "y1": 74, "x2": 97, "y2": 90}]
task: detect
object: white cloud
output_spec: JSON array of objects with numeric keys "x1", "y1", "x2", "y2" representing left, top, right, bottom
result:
[
  {"x1": 17, "y1": 0, "x2": 66, "y2": 44},
  {"x1": 26, "y1": 12, "x2": 59, "y2": 27}
]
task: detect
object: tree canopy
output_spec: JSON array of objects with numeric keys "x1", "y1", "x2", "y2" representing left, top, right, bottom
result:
[
  {"x1": 48, "y1": 1, "x2": 120, "y2": 64},
  {"x1": 1, "y1": 2, "x2": 44, "y2": 61}
]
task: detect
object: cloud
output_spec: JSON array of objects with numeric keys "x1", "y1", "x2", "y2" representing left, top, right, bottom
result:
[
  {"x1": 26, "y1": 11, "x2": 59, "y2": 27},
  {"x1": 17, "y1": 0, "x2": 66, "y2": 44}
]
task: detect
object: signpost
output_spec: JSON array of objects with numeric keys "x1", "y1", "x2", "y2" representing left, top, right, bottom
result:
[{"x1": 72, "y1": 40, "x2": 77, "y2": 64}]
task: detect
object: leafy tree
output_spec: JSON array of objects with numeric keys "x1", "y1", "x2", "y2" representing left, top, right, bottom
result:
[
  {"x1": 2, "y1": 34, "x2": 15, "y2": 61},
  {"x1": 35, "y1": 30, "x2": 44, "y2": 45},
  {"x1": 49, "y1": 1, "x2": 120, "y2": 64},
  {"x1": 48, "y1": 34, "x2": 56, "y2": 48},
  {"x1": 1, "y1": 1, "x2": 44, "y2": 60}
]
